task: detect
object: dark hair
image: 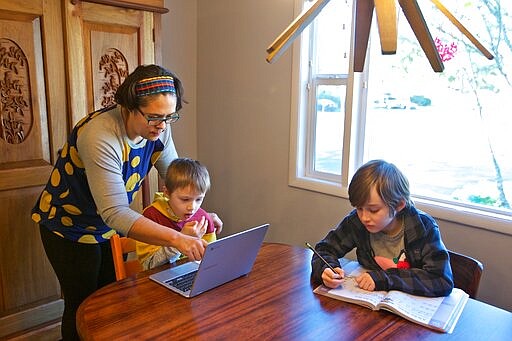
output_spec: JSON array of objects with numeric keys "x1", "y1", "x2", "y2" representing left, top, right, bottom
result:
[
  {"x1": 348, "y1": 160, "x2": 413, "y2": 216},
  {"x1": 165, "y1": 158, "x2": 210, "y2": 194},
  {"x1": 114, "y1": 64, "x2": 185, "y2": 111}
]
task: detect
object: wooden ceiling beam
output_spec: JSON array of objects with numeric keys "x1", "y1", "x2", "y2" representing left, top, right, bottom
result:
[
  {"x1": 431, "y1": 0, "x2": 494, "y2": 60},
  {"x1": 266, "y1": 0, "x2": 332, "y2": 63},
  {"x1": 398, "y1": 0, "x2": 444, "y2": 72},
  {"x1": 374, "y1": 0, "x2": 398, "y2": 54},
  {"x1": 353, "y1": 0, "x2": 375, "y2": 72}
]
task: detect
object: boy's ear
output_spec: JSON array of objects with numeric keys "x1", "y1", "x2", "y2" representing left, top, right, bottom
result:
[
  {"x1": 162, "y1": 186, "x2": 170, "y2": 197},
  {"x1": 396, "y1": 199, "x2": 406, "y2": 213}
]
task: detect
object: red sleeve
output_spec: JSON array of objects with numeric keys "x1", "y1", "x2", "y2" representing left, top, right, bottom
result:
[{"x1": 195, "y1": 208, "x2": 216, "y2": 233}]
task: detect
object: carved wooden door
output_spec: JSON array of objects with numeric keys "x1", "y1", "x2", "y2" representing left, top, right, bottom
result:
[
  {"x1": 0, "y1": 1, "x2": 68, "y2": 337},
  {"x1": 64, "y1": 0, "x2": 163, "y2": 125},
  {"x1": 64, "y1": 0, "x2": 167, "y2": 211},
  {"x1": 0, "y1": 0, "x2": 166, "y2": 337}
]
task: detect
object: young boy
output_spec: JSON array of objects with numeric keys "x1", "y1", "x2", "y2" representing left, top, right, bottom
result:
[
  {"x1": 137, "y1": 158, "x2": 217, "y2": 270},
  {"x1": 311, "y1": 160, "x2": 454, "y2": 297}
]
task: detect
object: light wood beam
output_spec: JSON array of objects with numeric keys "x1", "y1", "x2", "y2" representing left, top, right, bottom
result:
[
  {"x1": 431, "y1": 0, "x2": 494, "y2": 60},
  {"x1": 374, "y1": 0, "x2": 397, "y2": 54},
  {"x1": 266, "y1": 0, "x2": 332, "y2": 63}
]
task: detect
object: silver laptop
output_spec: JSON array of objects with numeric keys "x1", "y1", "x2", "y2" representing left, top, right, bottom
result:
[{"x1": 149, "y1": 223, "x2": 269, "y2": 298}]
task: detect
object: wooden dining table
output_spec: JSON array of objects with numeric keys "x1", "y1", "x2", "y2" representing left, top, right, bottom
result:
[{"x1": 77, "y1": 243, "x2": 512, "y2": 340}]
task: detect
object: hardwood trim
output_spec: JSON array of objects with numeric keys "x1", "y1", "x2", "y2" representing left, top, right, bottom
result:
[
  {"x1": 70, "y1": 0, "x2": 169, "y2": 14},
  {"x1": 0, "y1": 299, "x2": 64, "y2": 338},
  {"x1": 0, "y1": 163, "x2": 53, "y2": 190}
]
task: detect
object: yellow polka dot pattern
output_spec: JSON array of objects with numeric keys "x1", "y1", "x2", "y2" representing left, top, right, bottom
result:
[
  {"x1": 31, "y1": 212, "x2": 41, "y2": 223},
  {"x1": 49, "y1": 207, "x2": 56, "y2": 219},
  {"x1": 69, "y1": 146, "x2": 84, "y2": 168},
  {"x1": 59, "y1": 189, "x2": 70, "y2": 199},
  {"x1": 62, "y1": 204, "x2": 82, "y2": 215},
  {"x1": 123, "y1": 141, "x2": 130, "y2": 162},
  {"x1": 39, "y1": 190, "x2": 52, "y2": 212},
  {"x1": 31, "y1": 105, "x2": 167, "y2": 244},
  {"x1": 151, "y1": 151, "x2": 161, "y2": 165},
  {"x1": 131, "y1": 156, "x2": 140, "y2": 167},
  {"x1": 50, "y1": 169, "x2": 60, "y2": 187},
  {"x1": 126, "y1": 173, "x2": 141, "y2": 192},
  {"x1": 61, "y1": 216, "x2": 73, "y2": 226},
  {"x1": 78, "y1": 234, "x2": 97, "y2": 244},
  {"x1": 61, "y1": 143, "x2": 68, "y2": 158},
  {"x1": 65, "y1": 162, "x2": 74, "y2": 175}
]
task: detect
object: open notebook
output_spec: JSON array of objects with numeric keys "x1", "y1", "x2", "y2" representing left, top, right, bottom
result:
[{"x1": 149, "y1": 223, "x2": 269, "y2": 298}]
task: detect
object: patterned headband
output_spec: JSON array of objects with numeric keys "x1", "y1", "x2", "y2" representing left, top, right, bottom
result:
[{"x1": 135, "y1": 76, "x2": 176, "y2": 97}]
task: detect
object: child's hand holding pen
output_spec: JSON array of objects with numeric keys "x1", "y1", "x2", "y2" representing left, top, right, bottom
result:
[
  {"x1": 305, "y1": 242, "x2": 355, "y2": 289},
  {"x1": 321, "y1": 267, "x2": 347, "y2": 289}
]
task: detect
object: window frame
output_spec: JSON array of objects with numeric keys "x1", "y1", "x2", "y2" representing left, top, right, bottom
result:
[{"x1": 288, "y1": 0, "x2": 512, "y2": 236}]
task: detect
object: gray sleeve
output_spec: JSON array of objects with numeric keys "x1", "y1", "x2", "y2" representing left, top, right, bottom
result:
[
  {"x1": 77, "y1": 121, "x2": 141, "y2": 236},
  {"x1": 141, "y1": 246, "x2": 181, "y2": 270}
]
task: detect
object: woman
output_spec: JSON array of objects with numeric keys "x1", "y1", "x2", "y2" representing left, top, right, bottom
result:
[{"x1": 31, "y1": 65, "x2": 221, "y2": 340}]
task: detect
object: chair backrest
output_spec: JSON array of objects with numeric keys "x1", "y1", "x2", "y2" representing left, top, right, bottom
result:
[
  {"x1": 110, "y1": 234, "x2": 143, "y2": 281},
  {"x1": 448, "y1": 250, "x2": 483, "y2": 299}
]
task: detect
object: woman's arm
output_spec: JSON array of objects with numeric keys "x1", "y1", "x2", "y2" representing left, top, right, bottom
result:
[{"x1": 129, "y1": 216, "x2": 207, "y2": 261}]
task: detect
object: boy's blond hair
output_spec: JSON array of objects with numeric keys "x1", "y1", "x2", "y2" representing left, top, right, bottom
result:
[{"x1": 165, "y1": 158, "x2": 210, "y2": 194}]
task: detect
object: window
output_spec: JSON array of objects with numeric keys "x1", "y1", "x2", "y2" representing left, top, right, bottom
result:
[{"x1": 290, "y1": 0, "x2": 512, "y2": 232}]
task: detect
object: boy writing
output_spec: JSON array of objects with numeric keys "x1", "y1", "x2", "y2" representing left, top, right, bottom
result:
[
  {"x1": 311, "y1": 160, "x2": 454, "y2": 297},
  {"x1": 137, "y1": 158, "x2": 217, "y2": 270}
]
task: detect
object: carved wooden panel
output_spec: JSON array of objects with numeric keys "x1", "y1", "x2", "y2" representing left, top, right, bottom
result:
[
  {"x1": 86, "y1": 23, "x2": 136, "y2": 110},
  {"x1": 65, "y1": 0, "x2": 154, "y2": 126},
  {"x1": 0, "y1": 15, "x2": 49, "y2": 166},
  {"x1": 0, "y1": 38, "x2": 32, "y2": 145},
  {"x1": 0, "y1": 0, "x2": 162, "y2": 337},
  {"x1": 0, "y1": 1, "x2": 67, "y2": 338},
  {"x1": 98, "y1": 48, "x2": 129, "y2": 108}
]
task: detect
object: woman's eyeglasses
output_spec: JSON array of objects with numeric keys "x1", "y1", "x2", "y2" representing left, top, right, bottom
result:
[{"x1": 137, "y1": 108, "x2": 180, "y2": 126}]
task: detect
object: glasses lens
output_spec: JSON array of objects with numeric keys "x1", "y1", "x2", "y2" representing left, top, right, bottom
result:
[
  {"x1": 169, "y1": 113, "x2": 180, "y2": 123},
  {"x1": 148, "y1": 120, "x2": 163, "y2": 126},
  {"x1": 139, "y1": 108, "x2": 180, "y2": 125}
]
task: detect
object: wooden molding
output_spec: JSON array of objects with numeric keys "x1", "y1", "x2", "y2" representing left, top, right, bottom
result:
[
  {"x1": 0, "y1": 300, "x2": 64, "y2": 338},
  {"x1": 70, "y1": 0, "x2": 169, "y2": 14}
]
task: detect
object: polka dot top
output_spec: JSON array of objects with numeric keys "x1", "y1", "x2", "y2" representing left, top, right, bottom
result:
[{"x1": 31, "y1": 105, "x2": 177, "y2": 243}]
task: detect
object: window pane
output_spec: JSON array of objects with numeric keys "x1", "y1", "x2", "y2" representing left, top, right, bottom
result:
[
  {"x1": 313, "y1": 0, "x2": 352, "y2": 74},
  {"x1": 314, "y1": 84, "x2": 346, "y2": 174},
  {"x1": 364, "y1": 2, "x2": 512, "y2": 214}
]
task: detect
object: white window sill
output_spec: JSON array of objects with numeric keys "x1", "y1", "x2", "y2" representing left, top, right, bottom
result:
[{"x1": 289, "y1": 176, "x2": 512, "y2": 236}]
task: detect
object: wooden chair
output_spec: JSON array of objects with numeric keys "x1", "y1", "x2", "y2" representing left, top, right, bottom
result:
[
  {"x1": 110, "y1": 234, "x2": 143, "y2": 281},
  {"x1": 448, "y1": 250, "x2": 483, "y2": 299}
]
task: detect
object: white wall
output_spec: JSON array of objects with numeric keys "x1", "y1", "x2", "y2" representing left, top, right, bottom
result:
[
  {"x1": 163, "y1": 0, "x2": 512, "y2": 312},
  {"x1": 162, "y1": 0, "x2": 198, "y2": 158}
]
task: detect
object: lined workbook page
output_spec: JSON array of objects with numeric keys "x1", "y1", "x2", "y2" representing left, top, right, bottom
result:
[
  {"x1": 381, "y1": 290, "x2": 444, "y2": 324},
  {"x1": 328, "y1": 260, "x2": 387, "y2": 309}
]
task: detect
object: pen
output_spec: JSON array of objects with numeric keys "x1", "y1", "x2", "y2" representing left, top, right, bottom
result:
[
  {"x1": 305, "y1": 242, "x2": 342, "y2": 278},
  {"x1": 305, "y1": 242, "x2": 357, "y2": 280}
]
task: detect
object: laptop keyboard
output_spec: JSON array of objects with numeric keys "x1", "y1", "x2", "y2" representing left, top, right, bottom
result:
[{"x1": 165, "y1": 271, "x2": 197, "y2": 292}]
